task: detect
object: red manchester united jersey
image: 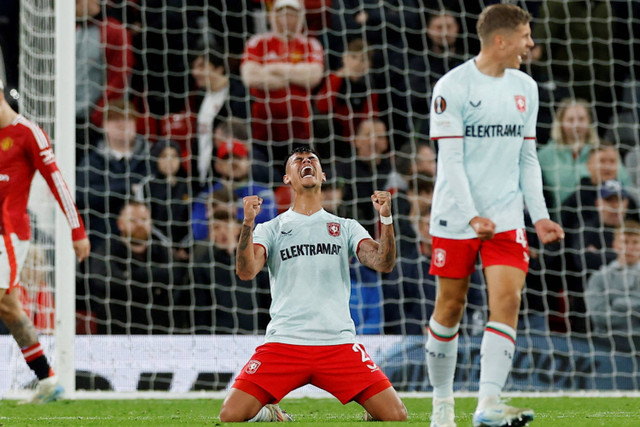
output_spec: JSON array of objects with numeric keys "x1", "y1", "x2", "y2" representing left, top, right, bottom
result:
[
  {"x1": 242, "y1": 32, "x2": 324, "y2": 103},
  {"x1": 0, "y1": 115, "x2": 86, "y2": 241}
]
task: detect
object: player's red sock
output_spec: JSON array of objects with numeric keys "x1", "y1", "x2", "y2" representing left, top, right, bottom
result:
[{"x1": 21, "y1": 343, "x2": 53, "y2": 380}]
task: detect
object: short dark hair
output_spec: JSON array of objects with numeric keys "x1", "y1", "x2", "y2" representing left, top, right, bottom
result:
[
  {"x1": 477, "y1": 4, "x2": 531, "y2": 42},
  {"x1": 588, "y1": 140, "x2": 617, "y2": 157},
  {"x1": 284, "y1": 146, "x2": 321, "y2": 172},
  {"x1": 119, "y1": 200, "x2": 148, "y2": 216},
  {"x1": 211, "y1": 208, "x2": 236, "y2": 223}
]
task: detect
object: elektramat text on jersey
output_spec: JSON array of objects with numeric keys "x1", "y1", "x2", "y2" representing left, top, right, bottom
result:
[{"x1": 280, "y1": 243, "x2": 342, "y2": 260}]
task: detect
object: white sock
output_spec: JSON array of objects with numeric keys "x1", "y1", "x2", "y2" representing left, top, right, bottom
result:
[
  {"x1": 478, "y1": 321, "x2": 516, "y2": 406},
  {"x1": 426, "y1": 318, "x2": 460, "y2": 399},
  {"x1": 248, "y1": 406, "x2": 271, "y2": 422}
]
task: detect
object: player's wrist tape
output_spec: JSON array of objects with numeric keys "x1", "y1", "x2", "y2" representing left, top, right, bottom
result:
[{"x1": 380, "y1": 214, "x2": 393, "y2": 225}]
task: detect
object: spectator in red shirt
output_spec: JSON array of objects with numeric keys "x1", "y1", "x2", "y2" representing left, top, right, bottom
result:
[{"x1": 241, "y1": 0, "x2": 324, "y2": 181}]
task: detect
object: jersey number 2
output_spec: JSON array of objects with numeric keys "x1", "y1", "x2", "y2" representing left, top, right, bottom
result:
[{"x1": 352, "y1": 343, "x2": 378, "y2": 370}]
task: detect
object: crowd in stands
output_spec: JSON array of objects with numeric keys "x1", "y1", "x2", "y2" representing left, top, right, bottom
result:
[{"x1": 2, "y1": 0, "x2": 640, "y2": 344}]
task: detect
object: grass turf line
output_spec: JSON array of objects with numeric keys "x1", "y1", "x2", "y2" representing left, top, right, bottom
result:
[{"x1": 0, "y1": 397, "x2": 639, "y2": 425}]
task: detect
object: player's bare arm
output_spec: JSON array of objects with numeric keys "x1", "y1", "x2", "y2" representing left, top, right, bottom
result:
[
  {"x1": 236, "y1": 196, "x2": 266, "y2": 280},
  {"x1": 358, "y1": 191, "x2": 396, "y2": 273},
  {"x1": 470, "y1": 216, "x2": 496, "y2": 241},
  {"x1": 534, "y1": 218, "x2": 564, "y2": 244}
]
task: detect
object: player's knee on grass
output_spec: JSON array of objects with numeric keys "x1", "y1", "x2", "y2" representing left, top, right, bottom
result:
[
  {"x1": 219, "y1": 404, "x2": 251, "y2": 423},
  {"x1": 376, "y1": 402, "x2": 408, "y2": 422}
]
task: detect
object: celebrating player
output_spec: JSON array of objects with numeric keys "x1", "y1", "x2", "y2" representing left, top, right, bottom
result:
[
  {"x1": 425, "y1": 4, "x2": 564, "y2": 427},
  {"x1": 219, "y1": 146, "x2": 407, "y2": 422},
  {"x1": 0, "y1": 78, "x2": 90, "y2": 402}
]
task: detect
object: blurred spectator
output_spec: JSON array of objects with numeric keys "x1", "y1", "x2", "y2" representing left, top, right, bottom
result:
[
  {"x1": 87, "y1": 202, "x2": 184, "y2": 334},
  {"x1": 191, "y1": 140, "x2": 277, "y2": 240},
  {"x1": 134, "y1": 140, "x2": 192, "y2": 254},
  {"x1": 321, "y1": 178, "x2": 347, "y2": 218},
  {"x1": 208, "y1": 118, "x2": 271, "y2": 185},
  {"x1": 386, "y1": 139, "x2": 436, "y2": 194},
  {"x1": 339, "y1": 118, "x2": 392, "y2": 236},
  {"x1": 328, "y1": 0, "x2": 421, "y2": 148},
  {"x1": 537, "y1": 98, "x2": 597, "y2": 216},
  {"x1": 530, "y1": 1, "x2": 620, "y2": 134},
  {"x1": 130, "y1": 0, "x2": 200, "y2": 118},
  {"x1": 315, "y1": 38, "x2": 378, "y2": 160},
  {"x1": 409, "y1": 10, "x2": 465, "y2": 137},
  {"x1": 537, "y1": 99, "x2": 630, "y2": 219},
  {"x1": 76, "y1": 98, "x2": 152, "y2": 250},
  {"x1": 187, "y1": 209, "x2": 270, "y2": 334},
  {"x1": 207, "y1": 187, "x2": 239, "y2": 220},
  {"x1": 564, "y1": 179, "x2": 630, "y2": 333},
  {"x1": 75, "y1": 0, "x2": 133, "y2": 149},
  {"x1": 190, "y1": 45, "x2": 232, "y2": 182},
  {"x1": 349, "y1": 259, "x2": 384, "y2": 334},
  {"x1": 585, "y1": 220, "x2": 640, "y2": 343},
  {"x1": 561, "y1": 144, "x2": 638, "y2": 230},
  {"x1": 241, "y1": 0, "x2": 324, "y2": 181}
]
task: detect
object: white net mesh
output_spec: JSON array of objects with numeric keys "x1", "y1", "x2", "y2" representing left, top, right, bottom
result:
[{"x1": 5, "y1": 0, "x2": 640, "y2": 395}]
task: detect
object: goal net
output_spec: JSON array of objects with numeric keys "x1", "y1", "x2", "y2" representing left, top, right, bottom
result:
[{"x1": 4, "y1": 0, "x2": 640, "y2": 396}]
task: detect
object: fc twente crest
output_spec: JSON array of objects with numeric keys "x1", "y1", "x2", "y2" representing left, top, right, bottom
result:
[
  {"x1": 327, "y1": 222, "x2": 341, "y2": 237},
  {"x1": 515, "y1": 95, "x2": 526, "y2": 113}
]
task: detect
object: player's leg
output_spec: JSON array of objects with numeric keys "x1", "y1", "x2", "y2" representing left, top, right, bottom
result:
[
  {"x1": 473, "y1": 230, "x2": 533, "y2": 427},
  {"x1": 220, "y1": 387, "x2": 276, "y2": 422},
  {"x1": 220, "y1": 343, "x2": 305, "y2": 422},
  {"x1": 220, "y1": 381, "x2": 293, "y2": 423},
  {"x1": 426, "y1": 276, "x2": 469, "y2": 427},
  {"x1": 359, "y1": 385, "x2": 407, "y2": 421},
  {"x1": 426, "y1": 237, "x2": 478, "y2": 427},
  {"x1": 0, "y1": 235, "x2": 60, "y2": 403},
  {"x1": 0, "y1": 289, "x2": 63, "y2": 403},
  {"x1": 312, "y1": 344, "x2": 406, "y2": 421}
]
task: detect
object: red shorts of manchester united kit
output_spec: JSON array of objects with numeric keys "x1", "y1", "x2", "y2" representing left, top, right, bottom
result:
[
  {"x1": 429, "y1": 229, "x2": 530, "y2": 278},
  {"x1": 232, "y1": 343, "x2": 391, "y2": 405}
]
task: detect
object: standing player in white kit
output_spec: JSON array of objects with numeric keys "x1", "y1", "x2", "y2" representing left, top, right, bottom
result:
[{"x1": 425, "y1": 4, "x2": 564, "y2": 427}]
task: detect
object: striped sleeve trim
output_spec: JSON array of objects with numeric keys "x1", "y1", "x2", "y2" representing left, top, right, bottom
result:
[
  {"x1": 431, "y1": 135, "x2": 464, "y2": 140},
  {"x1": 16, "y1": 115, "x2": 49, "y2": 149},
  {"x1": 52, "y1": 171, "x2": 81, "y2": 229}
]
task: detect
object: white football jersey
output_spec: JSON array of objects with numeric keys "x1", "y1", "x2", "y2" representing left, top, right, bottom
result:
[
  {"x1": 429, "y1": 58, "x2": 549, "y2": 239},
  {"x1": 253, "y1": 208, "x2": 372, "y2": 345}
]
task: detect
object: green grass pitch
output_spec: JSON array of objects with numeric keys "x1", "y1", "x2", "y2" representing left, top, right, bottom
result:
[{"x1": 0, "y1": 397, "x2": 639, "y2": 425}]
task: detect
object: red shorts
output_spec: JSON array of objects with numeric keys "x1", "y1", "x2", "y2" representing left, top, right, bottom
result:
[
  {"x1": 232, "y1": 343, "x2": 391, "y2": 405},
  {"x1": 429, "y1": 229, "x2": 530, "y2": 278}
]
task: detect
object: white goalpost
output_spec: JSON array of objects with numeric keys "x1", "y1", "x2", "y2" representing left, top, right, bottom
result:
[{"x1": 53, "y1": 0, "x2": 77, "y2": 396}]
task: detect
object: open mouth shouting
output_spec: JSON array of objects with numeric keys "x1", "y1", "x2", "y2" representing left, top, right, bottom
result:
[{"x1": 300, "y1": 165, "x2": 315, "y2": 178}]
